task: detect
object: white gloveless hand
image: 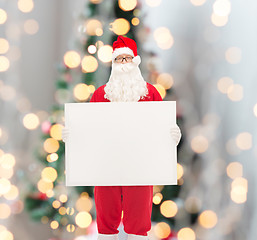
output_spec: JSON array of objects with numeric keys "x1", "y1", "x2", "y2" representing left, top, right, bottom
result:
[
  {"x1": 62, "y1": 127, "x2": 69, "y2": 142},
  {"x1": 170, "y1": 124, "x2": 182, "y2": 146}
]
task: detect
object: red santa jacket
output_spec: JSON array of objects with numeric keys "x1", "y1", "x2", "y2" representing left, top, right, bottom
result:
[{"x1": 90, "y1": 82, "x2": 163, "y2": 102}]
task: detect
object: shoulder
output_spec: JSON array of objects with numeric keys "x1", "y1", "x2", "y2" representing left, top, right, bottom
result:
[
  {"x1": 146, "y1": 82, "x2": 162, "y2": 101},
  {"x1": 95, "y1": 84, "x2": 106, "y2": 93},
  {"x1": 146, "y1": 82, "x2": 159, "y2": 94},
  {"x1": 90, "y1": 84, "x2": 108, "y2": 102},
  {"x1": 146, "y1": 82, "x2": 155, "y2": 90}
]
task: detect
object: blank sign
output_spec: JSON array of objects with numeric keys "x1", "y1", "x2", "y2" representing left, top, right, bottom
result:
[{"x1": 65, "y1": 101, "x2": 177, "y2": 186}]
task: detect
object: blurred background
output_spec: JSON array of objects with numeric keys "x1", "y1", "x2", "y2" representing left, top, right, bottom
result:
[{"x1": 0, "y1": 0, "x2": 256, "y2": 239}]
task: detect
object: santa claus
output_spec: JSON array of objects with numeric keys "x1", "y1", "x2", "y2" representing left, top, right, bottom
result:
[{"x1": 62, "y1": 36, "x2": 181, "y2": 240}]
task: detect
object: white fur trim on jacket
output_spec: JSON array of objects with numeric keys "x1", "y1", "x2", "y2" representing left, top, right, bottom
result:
[
  {"x1": 112, "y1": 47, "x2": 134, "y2": 62},
  {"x1": 97, "y1": 233, "x2": 119, "y2": 240},
  {"x1": 127, "y1": 234, "x2": 149, "y2": 240}
]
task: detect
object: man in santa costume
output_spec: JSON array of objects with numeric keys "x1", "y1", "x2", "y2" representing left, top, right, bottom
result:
[{"x1": 62, "y1": 36, "x2": 181, "y2": 240}]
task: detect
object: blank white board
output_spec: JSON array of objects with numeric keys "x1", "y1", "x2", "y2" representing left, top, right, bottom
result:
[{"x1": 65, "y1": 101, "x2": 177, "y2": 186}]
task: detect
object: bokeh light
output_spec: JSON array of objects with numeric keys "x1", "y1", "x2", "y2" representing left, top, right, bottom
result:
[
  {"x1": 226, "y1": 162, "x2": 243, "y2": 179},
  {"x1": 47, "y1": 153, "x2": 59, "y2": 163},
  {"x1": 0, "y1": 85, "x2": 16, "y2": 101},
  {"x1": 0, "y1": 230, "x2": 13, "y2": 240},
  {"x1": 1, "y1": 153, "x2": 16, "y2": 169},
  {"x1": 235, "y1": 132, "x2": 252, "y2": 150},
  {"x1": 145, "y1": 0, "x2": 162, "y2": 7},
  {"x1": 131, "y1": 17, "x2": 140, "y2": 26},
  {"x1": 160, "y1": 200, "x2": 178, "y2": 218},
  {"x1": 81, "y1": 55, "x2": 98, "y2": 72},
  {"x1": 225, "y1": 47, "x2": 242, "y2": 64},
  {"x1": 37, "y1": 179, "x2": 53, "y2": 193},
  {"x1": 23, "y1": 113, "x2": 40, "y2": 130},
  {"x1": 177, "y1": 163, "x2": 184, "y2": 180},
  {"x1": 67, "y1": 224, "x2": 76, "y2": 232},
  {"x1": 88, "y1": 85, "x2": 96, "y2": 93},
  {"x1": 153, "y1": 27, "x2": 174, "y2": 49},
  {"x1": 52, "y1": 200, "x2": 61, "y2": 209},
  {"x1": 177, "y1": 227, "x2": 196, "y2": 240},
  {"x1": 0, "y1": 56, "x2": 10, "y2": 72},
  {"x1": 24, "y1": 19, "x2": 39, "y2": 35},
  {"x1": 50, "y1": 220, "x2": 59, "y2": 229},
  {"x1": 154, "y1": 222, "x2": 171, "y2": 238},
  {"x1": 231, "y1": 177, "x2": 248, "y2": 204},
  {"x1": 227, "y1": 84, "x2": 243, "y2": 101},
  {"x1": 73, "y1": 83, "x2": 91, "y2": 101},
  {"x1": 0, "y1": 38, "x2": 9, "y2": 54},
  {"x1": 59, "y1": 207, "x2": 66, "y2": 215},
  {"x1": 41, "y1": 167, "x2": 58, "y2": 182},
  {"x1": 90, "y1": 0, "x2": 103, "y2": 3},
  {"x1": 110, "y1": 18, "x2": 130, "y2": 35},
  {"x1": 64, "y1": 51, "x2": 81, "y2": 68},
  {"x1": 59, "y1": 194, "x2": 68, "y2": 203},
  {"x1": 190, "y1": 0, "x2": 206, "y2": 6},
  {"x1": 156, "y1": 73, "x2": 174, "y2": 89},
  {"x1": 198, "y1": 210, "x2": 218, "y2": 228},
  {"x1": 119, "y1": 0, "x2": 137, "y2": 11},
  {"x1": 18, "y1": 0, "x2": 34, "y2": 13},
  {"x1": 0, "y1": 9, "x2": 7, "y2": 24},
  {"x1": 43, "y1": 138, "x2": 60, "y2": 153},
  {"x1": 153, "y1": 193, "x2": 163, "y2": 205},
  {"x1": 50, "y1": 124, "x2": 63, "y2": 141},
  {"x1": 211, "y1": 13, "x2": 228, "y2": 27},
  {"x1": 88, "y1": 45, "x2": 97, "y2": 54},
  {"x1": 4, "y1": 185, "x2": 19, "y2": 200},
  {"x1": 0, "y1": 178, "x2": 11, "y2": 194},
  {"x1": 75, "y1": 211, "x2": 92, "y2": 228},
  {"x1": 0, "y1": 204, "x2": 11, "y2": 219},
  {"x1": 213, "y1": 0, "x2": 231, "y2": 16},
  {"x1": 85, "y1": 19, "x2": 103, "y2": 36},
  {"x1": 254, "y1": 103, "x2": 257, "y2": 118},
  {"x1": 66, "y1": 207, "x2": 75, "y2": 215},
  {"x1": 76, "y1": 195, "x2": 93, "y2": 212},
  {"x1": 217, "y1": 77, "x2": 233, "y2": 94},
  {"x1": 190, "y1": 135, "x2": 209, "y2": 153},
  {"x1": 97, "y1": 45, "x2": 113, "y2": 63}
]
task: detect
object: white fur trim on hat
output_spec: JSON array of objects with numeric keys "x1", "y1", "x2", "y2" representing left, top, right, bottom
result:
[
  {"x1": 112, "y1": 47, "x2": 134, "y2": 61},
  {"x1": 132, "y1": 55, "x2": 141, "y2": 65}
]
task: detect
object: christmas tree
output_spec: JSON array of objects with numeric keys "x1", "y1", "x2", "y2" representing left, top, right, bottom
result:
[{"x1": 24, "y1": 0, "x2": 187, "y2": 239}]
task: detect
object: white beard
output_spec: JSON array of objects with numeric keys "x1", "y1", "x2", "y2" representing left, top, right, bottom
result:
[{"x1": 104, "y1": 61, "x2": 148, "y2": 102}]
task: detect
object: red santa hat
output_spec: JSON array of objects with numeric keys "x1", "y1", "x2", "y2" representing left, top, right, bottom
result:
[{"x1": 112, "y1": 35, "x2": 141, "y2": 65}]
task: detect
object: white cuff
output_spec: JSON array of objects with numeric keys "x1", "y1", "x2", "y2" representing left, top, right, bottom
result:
[
  {"x1": 127, "y1": 234, "x2": 149, "y2": 240},
  {"x1": 97, "y1": 233, "x2": 119, "y2": 240}
]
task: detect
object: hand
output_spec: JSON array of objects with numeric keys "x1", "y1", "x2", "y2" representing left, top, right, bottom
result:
[
  {"x1": 170, "y1": 124, "x2": 181, "y2": 146},
  {"x1": 62, "y1": 127, "x2": 69, "y2": 142}
]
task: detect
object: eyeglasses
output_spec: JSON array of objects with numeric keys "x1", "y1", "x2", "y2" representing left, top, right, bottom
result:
[{"x1": 114, "y1": 56, "x2": 134, "y2": 63}]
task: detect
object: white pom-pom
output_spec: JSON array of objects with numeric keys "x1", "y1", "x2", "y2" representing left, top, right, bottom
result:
[{"x1": 132, "y1": 55, "x2": 141, "y2": 65}]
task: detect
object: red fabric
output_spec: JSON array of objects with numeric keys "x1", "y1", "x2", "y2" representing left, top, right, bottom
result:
[
  {"x1": 112, "y1": 36, "x2": 138, "y2": 56},
  {"x1": 91, "y1": 82, "x2": 162, "y2": 236},
  {"x1": 94, "y1": 186, "x2": 153, "y2": 235}
]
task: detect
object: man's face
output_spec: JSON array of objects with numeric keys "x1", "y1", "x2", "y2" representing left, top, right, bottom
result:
[{"x1": 114, "y1": 54, "x2": 134, "y2": 64}]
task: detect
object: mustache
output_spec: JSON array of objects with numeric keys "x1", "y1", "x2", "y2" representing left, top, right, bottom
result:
[{"x1": 112, "y1": 62, "x2": 137, "y2": 73}]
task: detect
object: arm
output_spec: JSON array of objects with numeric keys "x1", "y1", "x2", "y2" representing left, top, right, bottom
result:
[
  {"x1": 152, "y1": 85, "x2": 163, "y2": 101},
  {"x1": 90, "y1": 91, "x2": 96, "y2": 102},
  {"x1": 151, "y1": 85, "x2": 182, "y2": 146}
]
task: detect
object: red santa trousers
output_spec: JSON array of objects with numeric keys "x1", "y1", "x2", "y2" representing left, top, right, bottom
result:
[{"x1": 94, "y1": 185, "x2": 153, "y2": 236}]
